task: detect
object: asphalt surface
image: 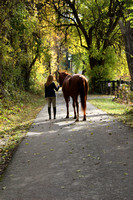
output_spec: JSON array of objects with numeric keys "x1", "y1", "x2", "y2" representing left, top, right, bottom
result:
[{"x1": 0, "y1": 92, "x2": 133, "y2": 200}]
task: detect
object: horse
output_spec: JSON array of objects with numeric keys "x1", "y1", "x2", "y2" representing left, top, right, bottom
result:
[{"x1": 57, "y1": 71, "x2": 88, "y2": 121}]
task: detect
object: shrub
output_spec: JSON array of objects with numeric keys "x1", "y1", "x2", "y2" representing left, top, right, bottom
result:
[{"x1": 115, "y1": 84, "x2": 133, "y2": 104}]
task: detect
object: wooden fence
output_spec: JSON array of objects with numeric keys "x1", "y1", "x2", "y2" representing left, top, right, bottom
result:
[{"x1": 99, "y1": 80, "x2": 133, "y2": 94}]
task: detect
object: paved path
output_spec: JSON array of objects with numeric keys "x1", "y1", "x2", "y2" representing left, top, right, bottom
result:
[{"x1": 0, "y1": 93, "x2": 133, "y2": 200}]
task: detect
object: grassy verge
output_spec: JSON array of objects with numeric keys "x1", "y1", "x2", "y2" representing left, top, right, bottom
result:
[
  {"x1": 88, "y1": 97, "x2": 133, "y2": 128},
  {"x1": 0, "y1": 92, "x2": 46, "y2": 177}
]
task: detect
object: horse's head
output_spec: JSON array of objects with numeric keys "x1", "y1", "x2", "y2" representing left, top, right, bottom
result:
[
  {"x1": 58, "y1": 71, "x2": 69, "y2": 86},
  {"x1": 55, "y1": 70, "x2": 59, "y2": 82}
]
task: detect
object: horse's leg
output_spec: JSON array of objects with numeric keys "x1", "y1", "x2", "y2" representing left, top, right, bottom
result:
[
  {"x1": 83, "y1": 113, "x2": 86, "y2": 121},
  {"x1": 72, "y1": 98, "x2": 76, "y2": 119},
  {"x1": 75, "y1": 97, "x2": 79, "y2": 121},
  {"x1": 65, "y1": 98, "x2": 69, "y2": 118},
  {"x1": 83, "y1": 96, "x2": 87, "y2": 121}
]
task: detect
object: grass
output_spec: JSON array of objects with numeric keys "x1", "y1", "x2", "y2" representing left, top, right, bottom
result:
[
  {"x1": 88, "y1": 97, "x2": 133, "y2": 128},
  {"x1": 0, "y1": 92, "x2": 46, "y2": 177}
]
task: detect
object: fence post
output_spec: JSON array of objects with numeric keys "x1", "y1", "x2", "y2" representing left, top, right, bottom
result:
[
  {"x1": 112, "y1": 81, "x2": 115, "y2": 94},
  {"x1": 108, "y1": 82, "x2": 111, "y2": 95}
]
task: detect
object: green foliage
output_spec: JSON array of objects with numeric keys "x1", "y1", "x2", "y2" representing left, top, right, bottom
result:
[
  {"x1": 0, "y1": 0, "x2": 132, "y2": 96},
  {"x1": 86, "y1": 47, "x2": 118, "y2": 81},
  {"x1": 115, "y1": 51, "x2": 130, "y2": 80},
  {"x1": 0, "y1": 0, "x2": 62, "y2": 95},
  {"x1": 54, "y1": 0, "x2": 130, "y2": 83},
  {"x1": 10, "y1": 3, "x2": 29, "y2": 33},
  {"x1": 71, "y1": 52, "x2": 89, "y2": 74}
]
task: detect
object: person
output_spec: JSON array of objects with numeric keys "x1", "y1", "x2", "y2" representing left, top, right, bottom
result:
[{"x1": 45, "y1": 74, "x2": 60, "y2": 119}]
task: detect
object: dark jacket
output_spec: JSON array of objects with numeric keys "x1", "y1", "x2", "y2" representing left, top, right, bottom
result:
[{"x1": 45, "y1": 82, "x2": 59, "y2": 98}]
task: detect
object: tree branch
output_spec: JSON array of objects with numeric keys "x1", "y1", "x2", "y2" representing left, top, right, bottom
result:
[{"x1": 65, "y1": 0, "x2": 91, "y2": 48}]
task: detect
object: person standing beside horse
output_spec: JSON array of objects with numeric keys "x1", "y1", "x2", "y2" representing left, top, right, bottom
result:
[{"x1": 45, "y1": 74, "x2": 60, "y2": 119}]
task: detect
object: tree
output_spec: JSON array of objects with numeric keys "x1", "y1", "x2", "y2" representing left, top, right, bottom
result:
[
  {"x1": 9, "y1": 2, "x2": 43, "y2": 90},
  {"x1": 43, "y1": 0, "x2": 128, "y2": 82},
  {"x1": 0, "y1": 0, "x2": 131, "y2": 96},
  {"x1": 119, "y1": 1, "x2": 133, "y2": 81},
  {"x1": 0, "y1": 0, "x2": 46, "y2": 92},
  {"x1": 0, "y1": 0, "x2": 13, "y2": 97},
  {"x1": 44, "y1": 0, "x2": 123, "y2": 61}
]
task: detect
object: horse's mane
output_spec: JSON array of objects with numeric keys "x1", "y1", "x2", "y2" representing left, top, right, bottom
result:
[{"x1": 59, "y1": 70, "x2": 69, "y2": 75}]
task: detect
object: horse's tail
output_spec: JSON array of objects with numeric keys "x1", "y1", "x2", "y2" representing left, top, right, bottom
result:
[{"x1": 80, "y1": 77, "x2": 88, "y2": 112}]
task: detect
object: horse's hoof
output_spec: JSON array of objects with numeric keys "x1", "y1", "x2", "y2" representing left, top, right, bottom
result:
[
  {"x1": 83, "y1": 117, "x2": 86, "y2": 121},
  {"x1": 75, "y1": 119, "x2": 79, "y2": 122},
  {"x1": 66, "y1": 116, "x2": 69, "y2": 119},
  {"x1": 83, "y1": 115, "x2": 86, "y2": 121}
]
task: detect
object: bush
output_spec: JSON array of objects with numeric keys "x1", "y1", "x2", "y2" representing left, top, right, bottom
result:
[{"x1": 114, "y1": 84, "x2": 133, "y2": 104}]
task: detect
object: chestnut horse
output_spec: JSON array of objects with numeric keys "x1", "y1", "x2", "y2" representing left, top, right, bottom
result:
[{"x1": 58, "y1": 71, "x2": 88, "y2": 121}]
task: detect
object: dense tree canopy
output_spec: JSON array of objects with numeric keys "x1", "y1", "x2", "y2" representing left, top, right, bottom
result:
[
  {"x1": 0, "y1": 0, "x2": 132, "y2": 97},
  {"x1": 43, "y1": 0, "x2": 132, "y2": 81}
]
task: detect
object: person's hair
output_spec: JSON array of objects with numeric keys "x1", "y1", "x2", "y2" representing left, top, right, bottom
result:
[{"x1": 45, "y1": 74, "x2": 53, "y2": 86}]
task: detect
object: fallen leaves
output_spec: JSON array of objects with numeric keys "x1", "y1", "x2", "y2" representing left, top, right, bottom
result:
[
  {"x1": 50, "y1": 149, "x2": 54, "y2": 151},
  {"x1": 72, "y1": 129, "x2": 76, "y2": 131},
  {"x1": 34, "y1": 153, "x2": 40, "y2": 155},
  {"x1": 2, "y1": 186, "x2": 6, "y2": 190},
  {"x1": 79, "y1": 175, "x2": 84, "y2": 178}
]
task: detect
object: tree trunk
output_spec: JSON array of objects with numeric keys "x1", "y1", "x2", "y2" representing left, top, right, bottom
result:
[
  {"x1": 89, "y1": 56, "x2": 105, "y2": 70},
  {"x1": 119, "y1": 20, "x2": 133, "y2": 81},
  {"x1": 0, "y1": 65, "x2": 4, "y2": 98},
  {"x1": 0, "y1": 55, "x2": 5, "y2": 98}
]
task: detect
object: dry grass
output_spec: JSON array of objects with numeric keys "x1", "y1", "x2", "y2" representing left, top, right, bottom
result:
[{"x1": 0, "y1": 92, "x2": 46, "y2": 177}]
